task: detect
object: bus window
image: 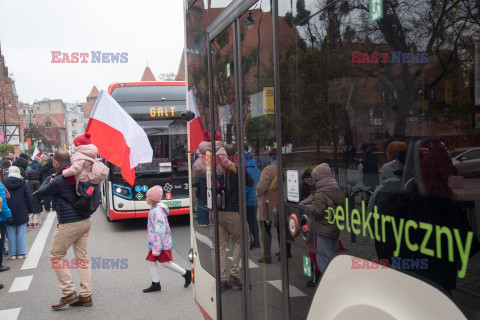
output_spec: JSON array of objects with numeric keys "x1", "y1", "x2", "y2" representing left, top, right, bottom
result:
[{"x1": 103, "y1": 83, "x2": 190, "y2": 221}]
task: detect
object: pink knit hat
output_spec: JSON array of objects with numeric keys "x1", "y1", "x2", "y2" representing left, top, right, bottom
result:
[
  {"x1": 311, "y1": 163, "x2": 332, "y2": 181},
  {"x1": 146, "y1": 185, "x2": 163, "y2": 202}
]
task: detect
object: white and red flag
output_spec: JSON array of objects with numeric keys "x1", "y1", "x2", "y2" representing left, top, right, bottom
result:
[
  {"x1": 187, "y1": 89, "x2": 204, "y2": 154},
  {"x1": 86, "y1": 90, "x2": 153, "y2": 185},
  {"x1": 32, "y1": 147, "x2": 41, "y2": 160}
]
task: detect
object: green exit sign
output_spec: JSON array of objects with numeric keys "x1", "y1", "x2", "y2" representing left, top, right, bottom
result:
[{"x1": 369, "y1": 0, "x2": 383, "y2": 23}]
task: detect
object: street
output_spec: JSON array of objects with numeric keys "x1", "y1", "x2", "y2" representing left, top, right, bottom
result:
[{"x1": 0, "y1": 207, "x2": 202, "y2": 320}]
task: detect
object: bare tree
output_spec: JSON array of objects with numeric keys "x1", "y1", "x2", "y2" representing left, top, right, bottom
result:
[{"x1": 158, "y1": 72, "x2": 177, "y2": 81}]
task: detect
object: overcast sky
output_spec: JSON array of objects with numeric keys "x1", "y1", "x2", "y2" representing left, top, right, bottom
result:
[
  {"x1": 0, "y1": 0, "x2": 304, "y2": 105},
  {"x1": 0, "y1": 0, "x2": 186, "y2": 104}
]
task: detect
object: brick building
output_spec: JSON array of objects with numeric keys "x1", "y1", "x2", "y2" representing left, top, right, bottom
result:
[
  {"x1": 0, "y1": 42, "x2": 25, "y2": 153},
  {"x1": 81, "y1": 85, "x2": 99, "y2": 127},
  {"x1": 22, "y1": 99, "x2": 68, "y2": 150}
]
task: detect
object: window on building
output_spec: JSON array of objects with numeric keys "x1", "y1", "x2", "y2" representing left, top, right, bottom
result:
[
  {"x1": 72, "y1": 119, "x2": 76, "y2": 123},
  {"x1": 45, "y1": 121, "x2": 51, "y2": 128}
]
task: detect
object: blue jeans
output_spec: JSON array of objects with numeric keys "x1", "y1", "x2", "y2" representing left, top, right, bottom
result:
[
  {"x1": 197, "y1": 198, "x2": 209, "y2": 225},
  {"x1": 247, "y1": 206, "x2": 259, "y2": 246},
  {"x1": 0, "y1": 221, "x2": 6, "y2": 267},
  {"x1": 315, "y1": 234, "x2": 338, "y2": 273},
  {"x1": 44, "y1": 196, "x2": 54, "y2": 211},
  {"x1": 7, "y1": 224, "x2": 27, "y2": 256}
]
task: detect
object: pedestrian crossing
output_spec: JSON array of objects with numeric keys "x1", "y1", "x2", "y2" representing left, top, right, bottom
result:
[
  {"x1": 227, "y1": 256, "x2": 259, "y2": 268},
  {"x1": 1, "y1": 211, "x2": 56, "y2": 319},
  {"x1": 21, "y1": 211, "x2": 56, "y2": 270},
  {"x1": 194, "y1": 230, "x2": 307, "y2": 297},
  {"x1": 194, "y1": 230, "x2": 230, "y2": 251},
  {"x1": 0, "y1": 308, "x2": 21, "y2": 320},
  {"x1": 8, "y1": 276, "x2": 33, "y2": 293},
  {"x1": 267, "y1": 280, "x2": 307, "y2": 297}
]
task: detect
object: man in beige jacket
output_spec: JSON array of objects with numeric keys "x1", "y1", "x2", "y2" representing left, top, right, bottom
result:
[{"x1": 256, "y1": 148, "x2": 278, "y2": 264}]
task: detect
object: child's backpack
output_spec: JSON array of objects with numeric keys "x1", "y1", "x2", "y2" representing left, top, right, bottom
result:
[
  {"x1": 87, "y1": 159, "x2": 109, "y2": 184},
  {"x1": 70, "y1": 181, "x2": 101, "y2": 217}
]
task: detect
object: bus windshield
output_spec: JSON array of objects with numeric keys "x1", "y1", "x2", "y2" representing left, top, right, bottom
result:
[
  {"x1": 109, "y1": 85, "x2": 188, "y2": 176},
  {"x1": 110, "y1": 118, "x2": 188, "y2": 175}
]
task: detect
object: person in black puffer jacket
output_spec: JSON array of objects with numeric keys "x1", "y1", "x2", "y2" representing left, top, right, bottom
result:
[
  {"x1": 37, "y1": 149, "x2": 94, "y2": 308},
  {"x1": 37, "y1": 159, "x2": 83, "y2": 224},
  {"x1": 26, "y1": 170, "x2": 43, "y2": 227},
  {"x1": 13, "y1": 153, "x2": 29, "y2": 179},
  {"x1": 4, "y1": 166, "x2": 33, "y2": 259},
  {"x1": 37, "y1": 158, "x2": 56, "y2": 211},
  {"x1": 37, "y1": 157, "x2": 56, "y2": 182}
]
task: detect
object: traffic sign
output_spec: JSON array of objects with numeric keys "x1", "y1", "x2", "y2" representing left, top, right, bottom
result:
[
  {"x1": 142, "y1": 185, "x2": 148, "y2": 192},
  {"x1": 135, "y1": 186, "x2": 141, "y2": 192}
]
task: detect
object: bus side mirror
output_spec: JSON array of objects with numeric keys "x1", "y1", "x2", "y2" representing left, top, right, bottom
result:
[{"x1": 181, "y1": 110, "x2": 196, "y2": 121}]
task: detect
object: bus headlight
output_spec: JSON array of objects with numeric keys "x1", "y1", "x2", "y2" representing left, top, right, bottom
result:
[
  {"x1": 113, "y1": 184, "x2": 132, "y2": 200},
  {"x1": 188, "y1": 248, "x2": 194, "y2": 263}
]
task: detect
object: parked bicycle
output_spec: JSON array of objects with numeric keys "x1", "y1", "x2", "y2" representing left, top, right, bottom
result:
[{"x1": 345, "y1": 180, "x2": 373, "y2": 208}]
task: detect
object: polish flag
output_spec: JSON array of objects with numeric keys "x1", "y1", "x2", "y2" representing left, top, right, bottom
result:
[
  {"x1": 86, "y1": 90, "x2": 153, "y2": 185},
  {"x1": 32, "y1": 147, "x2": 41, "y2": 160},
  {"x1": 187, "y1": 89, "x2": 204, "y2": 154}
]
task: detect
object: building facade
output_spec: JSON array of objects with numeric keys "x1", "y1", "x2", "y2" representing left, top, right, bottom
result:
[
  {"x1": 65, "y1": 103, "x2": 84, "y2": 149},
  {"x1": 81, "y1": 85, "x2": 99, "y2": 128},
  {"x1": 23, "y1": 98, "x2": 84, "y2": 151},
  {"x1": 0, "y1": 42, "x2": 25, "y2": 153}
]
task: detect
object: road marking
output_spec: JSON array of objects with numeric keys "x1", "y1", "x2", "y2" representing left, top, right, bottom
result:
[
  {"x1": 21, "y1": 211, "x2": 56, "y2": 270},
  {"x1": 9, "y1": 276, "x2": 33, "y2": 293},
  {"x1": 195, "y1": 231, "x2": 212, "y2": 248},
  {"x1": 194, "y1": 231, "x2": 230, "y2": 251},
  {"x1": 0, "y1": 308, "x2": 21, "y2": 320},
  {"x1": 267, "y1": 280, "x2": 307, "y2": 297},
  {"x1": 227, "y1": 257, "x2": 259, "y2": 268}
]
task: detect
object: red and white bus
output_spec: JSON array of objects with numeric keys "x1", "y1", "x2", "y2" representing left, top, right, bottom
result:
[{"x1": 100, "y1": 81, "x2": 190, "y2": 221}]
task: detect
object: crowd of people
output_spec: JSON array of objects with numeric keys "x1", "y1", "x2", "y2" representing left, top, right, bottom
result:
[
  {"x1": 192, "y1": 131, "x2": 295, "y2": 290},
  {"x1": 0, "y1": 132, "x2": 192, "y2": 309},
  {"x1": 0, "y1": 151, "x2": 56, "y2": 288}
]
